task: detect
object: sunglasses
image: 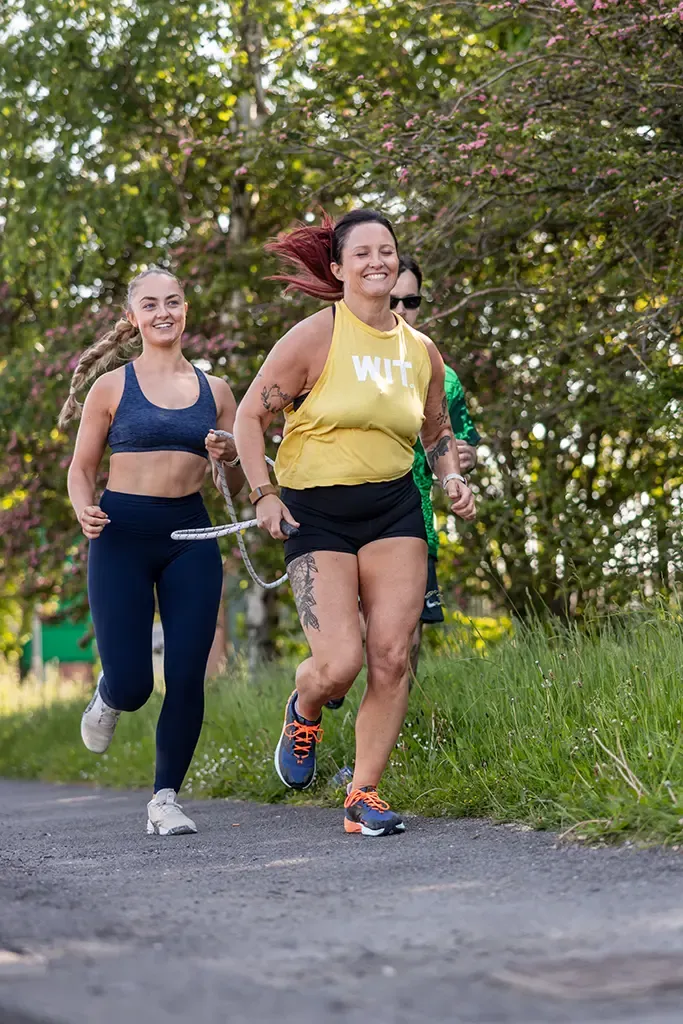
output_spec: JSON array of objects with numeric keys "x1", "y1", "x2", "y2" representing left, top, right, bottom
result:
[{"x1": 390, "y1": 294, "x2": 422, "y2": 311}]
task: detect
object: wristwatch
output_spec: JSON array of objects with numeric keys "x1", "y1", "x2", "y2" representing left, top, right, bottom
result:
[{"x1": 249, "y1": 483, "x2": 279, "y2": 505}]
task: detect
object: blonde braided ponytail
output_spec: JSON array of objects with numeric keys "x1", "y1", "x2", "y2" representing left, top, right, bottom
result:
[{"x1": 57, "y1": 318, "x2": 140, "y2": 428}]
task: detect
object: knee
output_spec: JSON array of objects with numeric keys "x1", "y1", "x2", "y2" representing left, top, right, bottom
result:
[
  {"x1": 316, "y1": 649, "x2": 364, "y2": 697},
  {"x1": 102, "y1": 673, "x2": 153, "y2": 713},
  {"x1": 366, "y1": 641, "x2": 410, "y2": 689}
]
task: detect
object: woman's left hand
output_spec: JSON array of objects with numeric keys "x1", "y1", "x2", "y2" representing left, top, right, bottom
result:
[
  {"x1": 205, "y1": 430, "x2": 238, "y2": 464},
  {"x1": 446, "y1": 480, "x2": 476, "y2": 522}
]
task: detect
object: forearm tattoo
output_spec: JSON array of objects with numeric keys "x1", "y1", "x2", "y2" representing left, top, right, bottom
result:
[
  {"x1": 426, "y1": 434, "x2": 452, "y2": 472},
  {"x1": 261, "y1": 383, "x2": 292, "y2": 412},
  {"x1": 436, "y1": 394, "x2": 449, "y2": 427},
  {"x1": 288, "y1": 553, "x2": 320, "y2": 632}
]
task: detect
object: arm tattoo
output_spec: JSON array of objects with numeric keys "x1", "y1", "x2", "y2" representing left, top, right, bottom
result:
[
  {"x1": 261, "y1": 383, "x2": 292, "y2": 412},
  {"x1": 436, "y1": 394, "x2": 449, "y2": 427},
  {"x1": 426, "y1": 434, "x2": 452, "y2": 471},
  {"x1": 288, "y1": 553, "x2": 320, "y2": 632}
]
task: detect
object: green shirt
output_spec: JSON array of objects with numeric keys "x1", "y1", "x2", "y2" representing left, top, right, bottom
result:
[{"x1": 412, "y1": 364, "x2": 480, "y2": 557}]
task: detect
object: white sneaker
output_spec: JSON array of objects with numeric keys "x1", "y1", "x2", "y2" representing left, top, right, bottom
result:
[
  {"x1": 146, "y1": 789, "x2": 197, "y2": 836},
  {"x1": 81, "y1": 674, "x2": 121, "y2": 753}
]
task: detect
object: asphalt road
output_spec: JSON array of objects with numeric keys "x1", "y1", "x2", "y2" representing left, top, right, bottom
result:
[{"x1": 1, "y1": 780, "x2": 683, "y2": 1024}]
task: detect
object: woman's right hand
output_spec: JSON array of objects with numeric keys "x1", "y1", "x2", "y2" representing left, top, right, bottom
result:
[
  {"x1": 79, "y1": 505, "x2": 110, "y2": 540},
  {"x1": 256, "y1": 494, "x2": 300, "y2": 541}
]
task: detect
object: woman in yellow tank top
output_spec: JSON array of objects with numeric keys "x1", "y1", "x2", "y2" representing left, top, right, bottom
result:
[{"x1": 234, "y1": 210, "x2": 476, "y2": 837}]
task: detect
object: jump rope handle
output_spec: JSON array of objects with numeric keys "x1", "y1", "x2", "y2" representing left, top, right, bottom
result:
[{"x1": 280, "y1": 521, "x2": 299, "y2": 538}]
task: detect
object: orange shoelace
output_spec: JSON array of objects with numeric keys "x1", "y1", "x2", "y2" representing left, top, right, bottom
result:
[
  {"x1": 344, "y1": 788, "x2": 390, "y2": 812},
  {"x1": 283, "y1": 721, "x2": 323, "y2": 764}
]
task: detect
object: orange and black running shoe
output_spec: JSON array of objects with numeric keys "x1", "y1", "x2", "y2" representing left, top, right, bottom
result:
[{"x1": 344, "y1": 786, "x2": 405, "y2": 837}]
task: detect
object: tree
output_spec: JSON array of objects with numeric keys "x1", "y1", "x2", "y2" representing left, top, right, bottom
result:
[
  {"x1": 1, "y1": 0, "x2": 681, "y2": 655},
  {"x1": 0, "y1": 0, "x2": 474, "y2": 649},
  {"x1": 266, "y1": 0, "x2": 683, "y2": 615}
]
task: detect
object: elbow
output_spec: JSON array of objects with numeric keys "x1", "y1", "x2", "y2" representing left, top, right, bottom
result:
[
  {"x1": 233, "y1": 407, "x2": 267, "y2": 447},
  {"x1": 421, "y1": 422, "x2": 450, "y2": 450},
  {"x1": 68, "y1": 461, "x2": 96, "y2": 492},
  {"x1": 66, "y1": 460, "x2": 83, "y2": 488},
  {"x1": 229, "y1": 468, "x2": 246, "y2": 498},
  {"x1": 235, "y1": 403, "x2": 266, "y2": 430}
]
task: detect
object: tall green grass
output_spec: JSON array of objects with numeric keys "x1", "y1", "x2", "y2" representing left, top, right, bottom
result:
[{"x1": 2, "y1": 611, "x2": 683, "y2": 843}]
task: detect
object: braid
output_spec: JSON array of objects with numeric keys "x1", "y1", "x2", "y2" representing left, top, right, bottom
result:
[{"x1": 57, "y1": 318, "x2": 139, "y2": 428}]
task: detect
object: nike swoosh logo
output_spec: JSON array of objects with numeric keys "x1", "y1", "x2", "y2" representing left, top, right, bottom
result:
[{"x1": 425, "y1": 599, "x2": 441, "y2": 608}]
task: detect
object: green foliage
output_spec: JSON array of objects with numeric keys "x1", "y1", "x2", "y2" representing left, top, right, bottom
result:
[
  {"x1": 1, "y1": 0, "x2": 682, "y2": 642},
  {"x1": 274, "y1": 0, "x2": 683, "y2": 614},
  {"x1": 3, "y1": 608, "x2": 683, "y2": 844}
]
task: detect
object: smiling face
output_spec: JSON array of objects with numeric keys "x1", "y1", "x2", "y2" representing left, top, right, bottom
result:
[
  {"x1": 126, "y1": 272, "x2": 187, "y2": 348},
  {"x1": 331, "y1": 222, "x2": 399, "y2": 301}
]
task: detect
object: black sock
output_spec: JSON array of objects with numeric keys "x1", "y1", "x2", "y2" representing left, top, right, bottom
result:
[{"x1": 292, "y1": 693, "x2": 321, "y2": 726}]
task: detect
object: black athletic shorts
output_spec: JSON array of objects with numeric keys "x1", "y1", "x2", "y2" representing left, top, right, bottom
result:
[
  {"x1": 421, "y1": 554, "x2": 445, "y2": 624},
  {"x1": 281, "y1": 472, "x2": 427, "y2": 566}
]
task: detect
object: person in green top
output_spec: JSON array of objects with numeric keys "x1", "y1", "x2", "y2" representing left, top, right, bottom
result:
[{"x1": 392, "y1": 256, "x2": 481, "y2": 673}]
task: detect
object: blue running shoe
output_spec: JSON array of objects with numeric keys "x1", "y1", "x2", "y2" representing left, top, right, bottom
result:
[
  {"x1": 274, "y1": 691, "x2": 322, "y2": 790},
  {"x1": 324, "y1": 697, "x2": 345, "y2": 710},
  {"x1": 344, "y1": 787, "x2": 405, "y2": 837}
]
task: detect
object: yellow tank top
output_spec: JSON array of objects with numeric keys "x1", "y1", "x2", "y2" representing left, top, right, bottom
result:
[{"x1": 275, "y1": 300, "x2": 432, "y2": 489}]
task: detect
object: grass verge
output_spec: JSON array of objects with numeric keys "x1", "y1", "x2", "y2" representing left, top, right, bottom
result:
[{"x1": 2, "y1": 611, "x2": 683, "y2": 844}]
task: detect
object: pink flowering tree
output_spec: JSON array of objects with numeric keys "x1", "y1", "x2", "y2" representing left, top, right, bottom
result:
[{"x1": 265, "y1": 0, "x2": 683, "y2": 615}]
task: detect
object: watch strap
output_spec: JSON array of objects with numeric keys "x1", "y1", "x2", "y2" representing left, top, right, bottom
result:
[
  {"x1": 441, "y1": 472, "x2": 467, "y2": 488},
  {"x1": 249, "y1": 483, "x2": 279, "y2": 505}
]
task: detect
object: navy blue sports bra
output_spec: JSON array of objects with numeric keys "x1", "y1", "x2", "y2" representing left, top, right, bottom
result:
[{"x1": 108, "y1": 362, "x2": 217, "y2": 459}]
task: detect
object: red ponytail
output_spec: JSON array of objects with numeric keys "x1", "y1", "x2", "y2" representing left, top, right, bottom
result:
[{"x1": 265, "y1": 213, "x2": 343, "y2": 301}]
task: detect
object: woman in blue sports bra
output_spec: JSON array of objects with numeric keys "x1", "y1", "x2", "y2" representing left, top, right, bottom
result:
[{"x1": 58, "y1": 267, "x2": 244, "y2": 836}]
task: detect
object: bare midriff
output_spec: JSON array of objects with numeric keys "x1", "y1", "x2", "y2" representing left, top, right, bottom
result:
[{"x1": 107, "y1": 450, "x2": 209, "y2": 498}]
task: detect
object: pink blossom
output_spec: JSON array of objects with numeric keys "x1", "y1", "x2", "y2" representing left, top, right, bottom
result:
[
  {"x1": 234, "y1": 166, "x2": 248, "y2": 176},
  {"x1": 383, "y1": 141, "x2": 394, "y2": 152},
  {"x1": 458, "y1": 135, "x2": 488, "y2": 153}
]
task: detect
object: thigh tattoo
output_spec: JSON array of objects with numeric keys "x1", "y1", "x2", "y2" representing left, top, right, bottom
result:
[{"x1": 288, "y1": 553, "x2": 320, "y2": 632}]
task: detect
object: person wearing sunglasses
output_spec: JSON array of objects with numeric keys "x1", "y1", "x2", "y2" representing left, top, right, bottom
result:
[{"x1": 392, "y1": 256, "x2": 481, "y2": 674}]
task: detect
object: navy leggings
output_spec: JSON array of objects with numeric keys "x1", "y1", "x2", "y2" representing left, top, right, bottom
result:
[{"x1": 88, "y1": 490, "x2": 223, "y2": 793}]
